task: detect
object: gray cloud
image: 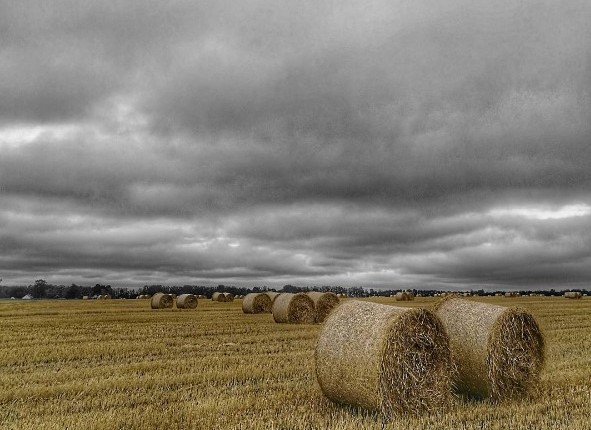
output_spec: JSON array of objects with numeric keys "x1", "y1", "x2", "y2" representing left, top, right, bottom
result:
[{"x1": 1, "y1": 0, "x2": 590, "y2": 288}]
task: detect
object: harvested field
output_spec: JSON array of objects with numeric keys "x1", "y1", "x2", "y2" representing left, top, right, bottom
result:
[{"x1": 0, "y1": 296, "x2": 589, "y2": 429}]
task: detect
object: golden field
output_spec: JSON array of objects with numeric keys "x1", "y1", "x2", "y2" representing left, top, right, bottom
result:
[{"x1": 0, "y1": 296, "x2": 589, "y2": 429}]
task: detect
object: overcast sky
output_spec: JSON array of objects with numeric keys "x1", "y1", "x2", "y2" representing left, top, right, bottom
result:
[{"x1": 1, "y1": 0, "x2": 590, "y2": 290}]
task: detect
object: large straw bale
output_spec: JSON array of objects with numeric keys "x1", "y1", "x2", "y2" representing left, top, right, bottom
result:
[
  {"x1": 177, "y1": 294, "x2": 198, "y2": 309},
  {"x1": 212, "y1": 292, "x2": 226, "y2": 302},
  {"x1": 272, "y1": 293, "x2": 315, "y2": 324},
  {"x1": 223, "y1": 292, "x2": 235, "y2": 302},
  {"x1": 434, "y1": 297, "x2": 544, "y2": 400},
  {"x1": 242, "y1": 293, "x2": 273, "y2": 314},
  {"x1": 564, "y1": 291, "x2": 582, "y2": 299},
  {"x1": 150, "y1": 293, "x2": 174, "y2": 309},
  {"x1": 307, "y1": 291, "x2": 340, "y2": 323},
  {"x1": 316, "y1": 300, "x2": 453, "y2": 419}
]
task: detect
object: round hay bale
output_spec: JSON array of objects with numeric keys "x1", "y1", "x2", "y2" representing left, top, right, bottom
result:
[
  {"x1": 265, "y1": 291, "x2": 280, "y2": 303},
  {"x1": 242, "y1": 293, "x2": 273, "y2": 314},
  {"x1": 434, "y1": 297, "x2": 544, "y2": 400},
  {"x1": 272, "y1": 293, "x2": 315, "y2": 324},
  {"x1": 307, "y1": 291, "x2": 340, "y2": 323},
  {"x1": 223, "y1": 292, "x2": 235, "y2": 302},
  {"x1": 395, "y1": 292, "x2": 411, "y2": 301},
  {"x1": 564, "y1": 291, "x2": 582, "y2": 299},
  {"x1": 316, "y1": 300, "x2": 453, "y2": 418},
  {"x1": 212, "y1": 292, "x2": 226, "y2": 302},
  {"x1": 177, "y1": 294, "x2": 198, "y2": 309},
  {"x1": 150, "y1": 293, "x2": 173, "y2": 309}
]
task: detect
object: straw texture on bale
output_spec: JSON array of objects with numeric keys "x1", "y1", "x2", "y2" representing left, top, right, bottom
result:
[
  {"x1": 150, "y1": 293, "x2": 174, "y2": 309},
  {"x1": 272, "y1": 293, "x2": 315, "y2": 324},
  {"x1": 242, "y1": 293, "x2": 273, "y2": 314},
  {"x1": 434, "y1": 297, "x2": 544, "y2": 400},
  {"x1": 307, "y1": 291, "x2": 340, "y2": 323},
  {"x1": 223, "y1": 292, "x2": 235, "y2": 302},
  {"x1": 212, "y1": 292, "x2": 226, "y2": 302},
  {"x1": 316, "y1": 300, "x2": 453, "y2": 419},
  {"x1": 176, "y1": 294, "x2": 198, "y2": 309},
  {"x1": 265, "y1": 291, "x2": 280, "y2": 303},
  {"x1": 564, "y1": 291, "x2": 582, "y2": 299}
]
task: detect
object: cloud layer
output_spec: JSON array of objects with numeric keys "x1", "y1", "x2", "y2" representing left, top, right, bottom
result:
[{"x1": 1, "y1": 0, "x2": 590, "y2": 288}]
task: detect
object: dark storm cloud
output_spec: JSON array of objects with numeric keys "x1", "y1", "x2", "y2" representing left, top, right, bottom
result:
[{"x1": 1, "y1": 0, "x2": 590, "y2": 288}]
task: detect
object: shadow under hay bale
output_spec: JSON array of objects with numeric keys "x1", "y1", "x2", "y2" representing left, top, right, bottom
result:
[
  {"x1": 434, "y1": 297, "x2": 544, "y2": 401},
  {"x1": 212, "y1": 292, "x2": 226, "y2": 302},
  {"x1": 176, "y1": 294, "x2": 198, "y2": 309},
  {"x1": 307, "y1": 291, "x2": 340, "y2": 323},
  {"x1": 272, "y1": 293, "x2": 315, "y2": 324},
  {"x1": 316, "y1": 300, "x2": 453, "y2": 419},
  {"x1": 150, "y1": 293, "x2": 174, "y2": 309},
  {"x1": 242, "y1": 293, "x2": 273, "y2": 314}
]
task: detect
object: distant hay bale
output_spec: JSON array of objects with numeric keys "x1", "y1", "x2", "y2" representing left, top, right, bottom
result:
[
  {"x1": 395, "y1": 291, "x2": 413, "y2": 301},
  {"x1": 212, "y1": 292, "x2": 226, "y2": 302},
  {"x1": 176, "y1": 294, "x2": 198, "y2": 309},
  {"x1": 564, "y1": 291, "x2": 582, "y2": 299},
  {"x1": 223, "y1": 292, "x2": 235, "y2": 302},
  {"x1": 242, "y1": 293, "x2": 273, "y2": 314},
  {"x1": 150, "y1": 293, "x2": 174, "y2": 309},
  {"x1": 265, "y1": 291, "x2": 280, "y2": 303},
  {"x1": 434, "y1": 297, "x2": 544, "y2": 400},
  {"x1": 306, "y1": 292, "x2": 340, "y2": 323},
  {"x1": 505, "y1": 292, "x2": 518, "y2": 298},
  {"x1": 316, "y1": 300, "x2": 453, "y2": 418},
  {"x1": 272, "y1": 293, "x2": 315, "y2": 324}
]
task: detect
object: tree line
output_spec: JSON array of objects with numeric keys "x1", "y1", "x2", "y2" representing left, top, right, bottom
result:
[{"x1": 0, "y1": 279, "x2": 588, "y2": 299}]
